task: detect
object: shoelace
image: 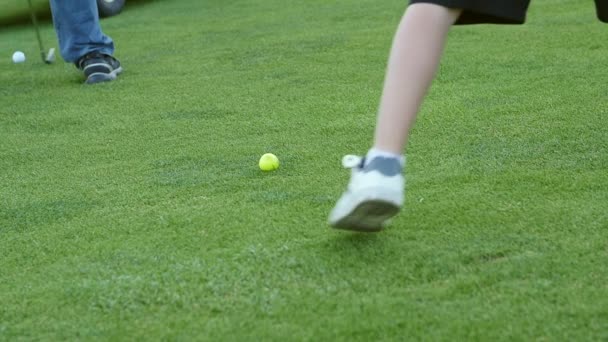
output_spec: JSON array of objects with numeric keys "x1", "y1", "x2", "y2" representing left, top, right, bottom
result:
[
  {"x1": 342, "y1": 155, "x2": 364, "y2": 169},
  {"x1": 78, "y1": 53, "x2": 113, "y2": 70}
]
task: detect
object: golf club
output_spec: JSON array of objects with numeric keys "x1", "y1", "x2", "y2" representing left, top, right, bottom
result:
[{"x1": 27, "y1": 0, "x2": 55, "y2": 64}]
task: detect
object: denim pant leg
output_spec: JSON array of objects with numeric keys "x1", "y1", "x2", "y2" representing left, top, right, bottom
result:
[{"x1": 49, "y1": 0, "x2": 114, "y2": 63}]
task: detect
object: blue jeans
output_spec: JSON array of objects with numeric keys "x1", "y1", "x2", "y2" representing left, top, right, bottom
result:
[{"x1": 49, "y1": 0, "x2": 114, "y2": 63}]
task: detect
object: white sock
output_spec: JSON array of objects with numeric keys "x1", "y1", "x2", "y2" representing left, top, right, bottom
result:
[{"x1": 365, "y1": 148, "x2": 405, "y2": 168}]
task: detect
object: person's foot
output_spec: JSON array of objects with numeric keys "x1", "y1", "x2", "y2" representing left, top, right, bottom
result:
[
  {"x1": 77, "y1": 52, "x2": 123, "y2": 84},
  {"x1": 328, "y1": 155, "x2": 404, "y2": 232}
]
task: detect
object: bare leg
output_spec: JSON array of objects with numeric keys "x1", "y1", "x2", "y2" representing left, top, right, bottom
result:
[
  {"x1": 329, "y1": 4, "x2": 462, "y2": 231},
  {"x1": 373, "y1": 4, "x2": 461, "y2": 154}
]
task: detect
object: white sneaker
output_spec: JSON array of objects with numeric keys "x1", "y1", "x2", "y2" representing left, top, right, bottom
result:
[{"x1": 328, "y1": 155, "x2": 404, "y2": 232}]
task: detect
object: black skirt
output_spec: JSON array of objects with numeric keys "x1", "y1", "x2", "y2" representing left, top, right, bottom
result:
[
  {"x1": 410, "y1": 0, "x2": 608, "y2": 24},
  {"x1": 596, "y1": 0, "x2": 608, "y2": 22}
]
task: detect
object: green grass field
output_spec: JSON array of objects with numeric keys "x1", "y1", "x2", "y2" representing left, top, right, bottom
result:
[{"x1": 2, "y1": 0, "x2": 608, "y2": 340}]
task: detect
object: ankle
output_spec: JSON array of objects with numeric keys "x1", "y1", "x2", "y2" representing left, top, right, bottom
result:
[{"x1": 365, "y1": 148, "x2": 405, "y2": 168}]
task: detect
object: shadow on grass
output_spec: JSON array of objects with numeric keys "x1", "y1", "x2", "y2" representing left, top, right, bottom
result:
[
  {"x1": 320, "y1": 231, "x2": 392, "y2": 262},
  {"x1": 332, "y1": 232, "x2": 383, "y2": 246}
]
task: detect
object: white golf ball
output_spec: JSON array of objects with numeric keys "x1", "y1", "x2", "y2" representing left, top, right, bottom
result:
[{"x1": 12, "y1": 51, "x2": 26, "y2": 63}]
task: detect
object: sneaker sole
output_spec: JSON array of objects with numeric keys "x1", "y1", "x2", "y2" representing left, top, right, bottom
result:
[
  {"x1": 329, "y1": 188, "x2": 401, "y2": 232},
  {"x1": 85, "y1": 66, "x2": 123, "y2": 84},
  {"x1": 331, "y1": 200, "x2": 400, "y2": 232}
]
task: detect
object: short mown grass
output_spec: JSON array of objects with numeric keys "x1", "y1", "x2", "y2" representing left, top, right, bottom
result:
[{"x1": 1, "y1": 0, "x2": 607, "y2": 340}]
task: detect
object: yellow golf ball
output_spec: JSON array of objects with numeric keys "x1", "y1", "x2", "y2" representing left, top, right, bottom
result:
[{"x1": 259, "y1": 153, "x2": 279, "y2": 171}]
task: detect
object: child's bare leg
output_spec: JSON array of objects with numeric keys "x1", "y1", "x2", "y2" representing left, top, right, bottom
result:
[
  {"x1": 372, "y1": 4, "x2": 461, "y2": 157},
  {"x1": 329, "y1": 4, "x2": 462, "y2": 232}
]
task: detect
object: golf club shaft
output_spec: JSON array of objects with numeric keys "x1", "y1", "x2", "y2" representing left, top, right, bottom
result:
[{"x1": 27, "y1": 0, "x2": 47, "y2": 63}]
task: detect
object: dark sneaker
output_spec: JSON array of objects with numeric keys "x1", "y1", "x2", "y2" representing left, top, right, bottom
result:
[
  {"x1": 77, "y1": 52, "x2": 123, "y2": 84},
  {"x1": 328, "y1": 155, "x2": 404, "y2": 232}
]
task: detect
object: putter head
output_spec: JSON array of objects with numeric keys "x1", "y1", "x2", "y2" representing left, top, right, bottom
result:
[{"x1": 44, "y1": 48, "x2": 55, "y2": 64}]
